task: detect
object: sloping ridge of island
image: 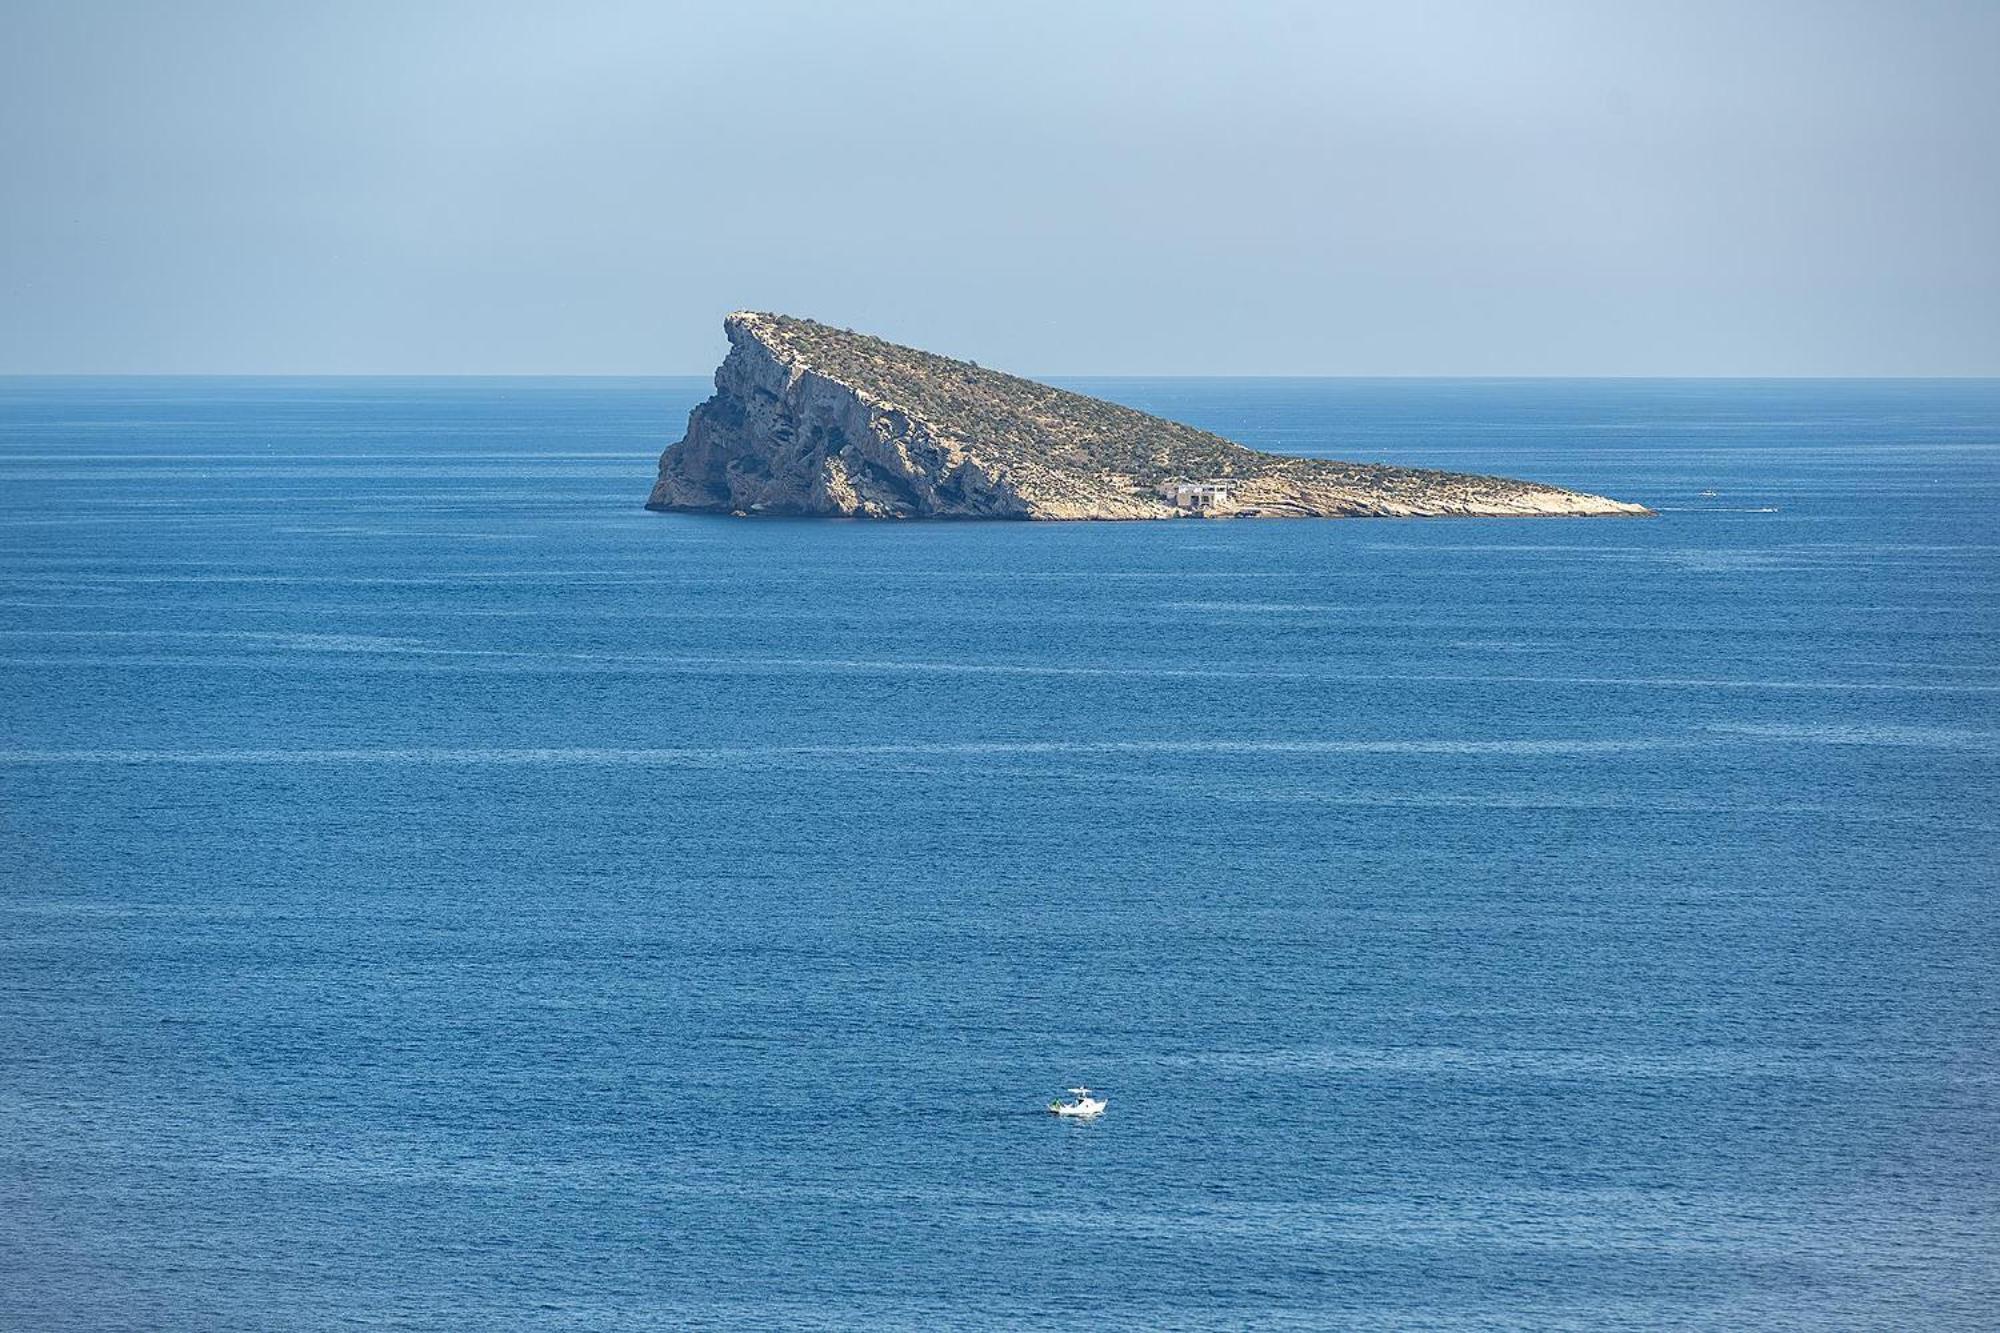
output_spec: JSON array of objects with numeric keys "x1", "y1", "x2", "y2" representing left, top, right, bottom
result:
[{"x1": 647, "y1": 313, "x2": 1650, "y2": 520}]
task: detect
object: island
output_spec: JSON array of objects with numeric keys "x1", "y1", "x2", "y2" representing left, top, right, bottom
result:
[{"x1": 646, "y1": 313, "x2": 1650, "y2": 520}]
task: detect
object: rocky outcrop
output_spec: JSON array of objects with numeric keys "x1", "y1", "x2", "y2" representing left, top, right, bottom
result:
[{"x1": 646, "y1": 313, "x2": 1650, "y2": 520}]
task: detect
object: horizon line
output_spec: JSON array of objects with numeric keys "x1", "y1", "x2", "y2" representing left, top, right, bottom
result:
[{"x1": 3, "y1": 372, "x2": 1998, "y2": 383}]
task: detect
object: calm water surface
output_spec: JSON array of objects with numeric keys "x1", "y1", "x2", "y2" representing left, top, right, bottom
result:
[{"x1": 2, "y1": 377, "x2": 1997, "y2": 1329}]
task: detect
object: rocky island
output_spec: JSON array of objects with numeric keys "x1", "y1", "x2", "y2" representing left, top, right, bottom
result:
[{"x1": 647, "y1": 313, "x2": 1649, "y2": 520}]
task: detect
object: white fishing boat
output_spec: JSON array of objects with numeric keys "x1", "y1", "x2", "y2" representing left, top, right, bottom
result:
[{"x1": 1047, "y1": 1086, "x2": 1106, "y2": 1119}]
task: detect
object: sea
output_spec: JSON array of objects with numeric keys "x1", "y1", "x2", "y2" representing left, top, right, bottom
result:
[{"x1": 2, "y1": 376, "x2": 1996, "y2": 1330}]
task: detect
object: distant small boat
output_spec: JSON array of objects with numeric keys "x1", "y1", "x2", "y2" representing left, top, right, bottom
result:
[
  {"x1": 1048, "y1": 1086, "x2": 1106, "y2": 1119},
  {"x1": 1699, "y1": 489, "x2": 1720, "y2": 497}
]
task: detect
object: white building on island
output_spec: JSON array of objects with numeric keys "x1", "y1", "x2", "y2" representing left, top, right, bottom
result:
[{"x1": 1159, "y1": 481, "x2": 1237, "y2": 511}]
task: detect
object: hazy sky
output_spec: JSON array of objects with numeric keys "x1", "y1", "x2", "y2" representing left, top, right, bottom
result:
[{"x1": 4, "y1": 1, "x2": 1996, "y2": 374}]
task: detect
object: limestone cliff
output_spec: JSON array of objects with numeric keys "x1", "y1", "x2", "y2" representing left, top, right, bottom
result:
[{"x1": 646, "y1": 313, "x2": 1649, "y2": 520}]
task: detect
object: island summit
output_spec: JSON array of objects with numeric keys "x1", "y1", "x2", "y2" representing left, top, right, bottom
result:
[{"x1": 646, "y1": 313, "x2": 1650, "y2": 521}]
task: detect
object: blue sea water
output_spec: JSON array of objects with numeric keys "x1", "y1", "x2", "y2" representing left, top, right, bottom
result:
[{"x1": 1, "y1": 375, "x2": 1997, "y2": 1330}]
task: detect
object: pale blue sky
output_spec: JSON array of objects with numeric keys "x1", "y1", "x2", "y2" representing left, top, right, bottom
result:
[{"x1": 4, "y1": 0, "x2": 1995, "y2": 374}]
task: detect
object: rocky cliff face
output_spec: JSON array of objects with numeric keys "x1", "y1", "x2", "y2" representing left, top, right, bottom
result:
[{"x1": 647, "y1": 313, "x2": 1649, "y2": 520}]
